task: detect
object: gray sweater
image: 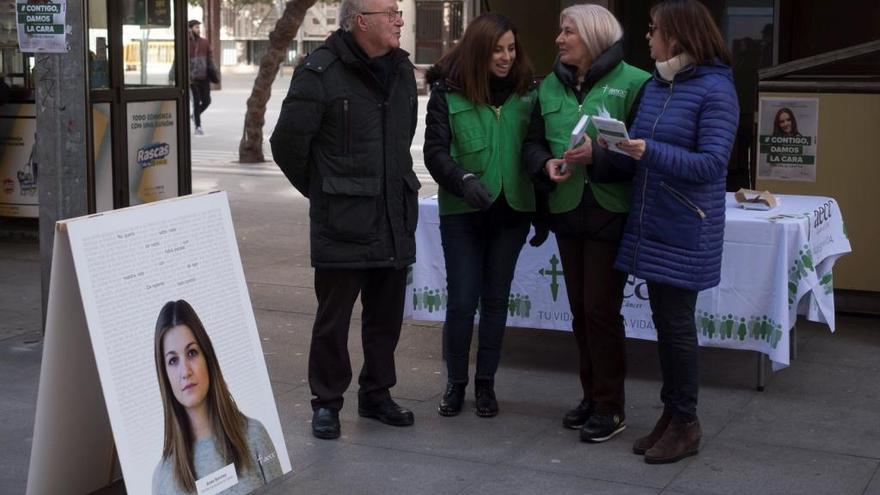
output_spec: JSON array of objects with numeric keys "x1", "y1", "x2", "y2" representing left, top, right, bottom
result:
[{"x1": 152, "y1": 416, "x2": 283, "y2": 494}]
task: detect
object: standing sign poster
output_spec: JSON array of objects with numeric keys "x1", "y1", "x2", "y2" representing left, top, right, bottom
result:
[
  {"x1": 27, "y1": 192, "x2": 292, "y2": 495},
  {"x1": 757, "y1": 97, "x2": 819, "y2": 182},
  {"x1": 15, "y1": 0, "x2": 67, "y2": 53},
  {"x1": 127, "y1": 100, "x2": 179, "y2": 205},
  {"x1": 0, "y1": 103, "x2": 37, "y2": 218}
]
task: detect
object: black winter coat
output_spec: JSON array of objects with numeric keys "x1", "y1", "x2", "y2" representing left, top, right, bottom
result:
[{"x1": 270, "y1": 30, "x2": 420, "y2": 269}]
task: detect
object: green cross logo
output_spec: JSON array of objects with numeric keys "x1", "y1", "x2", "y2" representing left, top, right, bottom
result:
[{"x1": 538, "y1": 254, "x2": 564, "y2": 302}]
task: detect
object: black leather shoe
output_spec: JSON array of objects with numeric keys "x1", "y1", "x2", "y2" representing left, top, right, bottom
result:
[
  {"x1": 562, "y1": 399, "x2": 594, "y2": 429},
  {"x1": 474, "y1": 379, "x2": 498, "y2": 417},
  {"x1": 358, "y1": 397, "x2": 415, "y2": 426},
  {"x1": 580, "y1": 412, "x2": 626, "y2": 443},
  {"x1": 312, "y1": 407, "x2": 340, "y2": 440},
  {"x1": 438, "y1": 383, "x2": 466, "y2": 417}
]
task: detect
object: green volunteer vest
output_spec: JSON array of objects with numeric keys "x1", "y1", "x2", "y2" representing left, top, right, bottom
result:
[
  {"x1": 538, "y1": 62, "x2": 649, "y2": 213},
  {"x1": 439, "y1": 89, "x2": 537, "y2": 215}
]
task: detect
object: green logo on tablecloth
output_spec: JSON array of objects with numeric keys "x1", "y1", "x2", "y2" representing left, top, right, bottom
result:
[
  {"x1": 698, "y1": 312, "x2": 783, "y2": 348},
  {"x1": 411, "y1": 287, "x2": 532, "y2": 318},
  {"x1": 538, "y1": 254, "x2": 564, "y2": 302},
  {"x1": 413, "y1": 287, "x2": 447, "y2": 312},
  {"x1": 819, "y1": 273, "x2": 833, "y2": 295},
  {"x1": 508, "y1": 293, "x2": 531, "y2": 318},
  {"x1": 788, "y1": 244, "x2": 815, "y2": 308}
]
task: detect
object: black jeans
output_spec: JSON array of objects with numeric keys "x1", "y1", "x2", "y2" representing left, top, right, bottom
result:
[
  {"x1": 439, "y1": 205, "x2": 530, "y2": 385},
  {"x1": 190, "y1": 78, "x2": 211, "y2": 127},
  {"x1": 647, "y1": 281, "x2": 699, "y2": 422},
  {"x1": 309, "y1": 267, "x2": 406, "y2": 411}
]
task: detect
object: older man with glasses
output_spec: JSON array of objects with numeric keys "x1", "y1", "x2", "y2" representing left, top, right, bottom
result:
[{"x1": 271, "y1": 0, "x2": 420, "y2": 440}]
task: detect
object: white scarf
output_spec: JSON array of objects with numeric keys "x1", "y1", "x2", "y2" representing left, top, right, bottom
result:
[{"x1": 656, "y1": 53, "x2": 694, "y2": 82}]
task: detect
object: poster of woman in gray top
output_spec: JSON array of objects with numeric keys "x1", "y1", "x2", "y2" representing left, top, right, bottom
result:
[{"x1": 151, "y1": 300, "x2": 283, "y2": 494}]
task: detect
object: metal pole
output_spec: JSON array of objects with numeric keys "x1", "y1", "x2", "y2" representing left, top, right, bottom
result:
[{"x1": 755, "y1": 351, "x2": 766, "y2": 391}]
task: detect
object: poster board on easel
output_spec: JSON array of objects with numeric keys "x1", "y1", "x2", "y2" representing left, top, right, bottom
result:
[{"x1": 27, "y1": 191, "x2": 292, "y2": 495}]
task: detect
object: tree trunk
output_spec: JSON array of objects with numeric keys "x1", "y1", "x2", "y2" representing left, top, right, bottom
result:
[
  {"x1": 239, "y1": 0, "x2": 318, "y2": 163},
  {"x1": 206, "y1": 0, "x2": 222, "y2": 90}
]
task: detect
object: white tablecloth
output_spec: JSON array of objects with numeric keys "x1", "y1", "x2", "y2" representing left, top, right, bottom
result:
[{"x1": 404, "y1": 193, "x2": 851, "y2": 369}]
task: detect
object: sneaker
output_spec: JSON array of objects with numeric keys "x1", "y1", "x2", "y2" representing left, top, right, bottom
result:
[
  {"x1": 358, "y1": 396, "x2": 414, "y2": 426},
  {"x1": 562, "y1": 399, "x2": 594, "y2": 429},
  {"x1": 580, "y1": 412, "x2": 626, "y2": 443},
  {"x1": 474, "y1": 379, "x2": 498, "y2": 417},
  {"x1": 438, "y1": 383, "x2": 466, "y2": 417},
  {"x1": 195, "y1": 126, "x2": 204, "y2": 135}
]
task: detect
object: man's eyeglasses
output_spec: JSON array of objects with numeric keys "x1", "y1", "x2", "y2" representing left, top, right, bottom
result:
[
  {"x1": 360, "y1": 10, "x2": 404, "y2": 22},
  {"x1": 648, "y1": 22, "x2": 657, "y2": 35}
]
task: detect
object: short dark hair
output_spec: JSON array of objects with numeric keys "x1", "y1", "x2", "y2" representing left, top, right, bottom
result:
[
  {"x1": 434, "y1": 13, "x2": 534, "y2": 105},
  {"x1": 651, "y1": 0, "x2": 731, "y2": 65},
  {"x1": 188, "y1": 20, "x2": 201, "y2": 29}
]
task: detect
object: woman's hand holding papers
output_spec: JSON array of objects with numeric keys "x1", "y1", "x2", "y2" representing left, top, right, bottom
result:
[
  {"x1": 544, "y1": 139, "x2": 592, "y2": 183},
  {"x1": 545, "y1": 158, "x2": 572, "y2": 183},
  {"x1": 614, "y1": 139, "x2": 646, "y2": 160},
  {"x1": 562, "y1": 138, "x2": 593, "y2": 166}
]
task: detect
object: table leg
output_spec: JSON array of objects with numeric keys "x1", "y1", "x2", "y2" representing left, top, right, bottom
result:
[
  {"x1": 756, "y1": 352, "x2": 766, "y2": 392},
  {"x1": 790, "y1": 325, "x2": 798, "y2": 360}
]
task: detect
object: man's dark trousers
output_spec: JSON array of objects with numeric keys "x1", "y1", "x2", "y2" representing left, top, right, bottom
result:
[
  {"x1": 309, "y1": 266, "x2": 407, "y2": 411},
  {"x1": 190, "y1": 78, "x2": 211, "y2": 127}
]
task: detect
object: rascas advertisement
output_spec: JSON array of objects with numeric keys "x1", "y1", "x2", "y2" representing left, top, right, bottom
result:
[
  {"x1": 0, "y1": 103, "x2": 37, "y2": 218},
  {"x1": 757, "y1": 97, "x2": 819, "y2": 182},
  {"x1": 16, "y1": 0, "x2": 67, "y2": 53},
  {"x1": 127, "y1": 100, "x2": 178, "y2": 206}
]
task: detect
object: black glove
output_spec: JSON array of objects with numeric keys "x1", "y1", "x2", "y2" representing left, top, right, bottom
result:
[
  {"x1": 529, "y1": 190, "x2": 551, "y2": 247},
  {"x1": 460, "y1": 174, "x2": 493, "y2": 210}
]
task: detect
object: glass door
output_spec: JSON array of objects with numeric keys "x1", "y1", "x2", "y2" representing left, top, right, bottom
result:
[{"x1": 87, "y1": 0, "x2": 190, "y2": 212}]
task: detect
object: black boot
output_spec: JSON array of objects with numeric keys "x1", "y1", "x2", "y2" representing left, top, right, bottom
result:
[
  {"x1": 474, "y1": 379, "x2": 498, "y2": 417},
  {"x1": 438, "y1": 383, "x2": 466, "y2": 417}
]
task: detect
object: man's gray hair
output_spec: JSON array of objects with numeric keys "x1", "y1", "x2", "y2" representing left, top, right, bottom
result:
[{"x1": 339, "y1": 0, "x2": 368, "y2": 31}]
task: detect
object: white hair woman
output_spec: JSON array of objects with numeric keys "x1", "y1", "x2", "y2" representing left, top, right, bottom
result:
[{"x1": 522, "y1": 3, "x2": 650, "y2": 443}]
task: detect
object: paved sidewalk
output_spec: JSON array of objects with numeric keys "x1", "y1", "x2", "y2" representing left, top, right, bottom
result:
[{"x1": 2, "y1": 66, "x2": 879, "y2": 494}]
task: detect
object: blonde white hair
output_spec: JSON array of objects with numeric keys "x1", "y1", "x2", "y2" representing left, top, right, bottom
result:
[{"x1": 560, "y1": 4, "x2": 623, "y2": 62}]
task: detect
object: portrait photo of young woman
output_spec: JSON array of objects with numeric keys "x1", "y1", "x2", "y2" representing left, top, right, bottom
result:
[{"x1": 151, "y1": 300, "x2": 283, "y2": 494}]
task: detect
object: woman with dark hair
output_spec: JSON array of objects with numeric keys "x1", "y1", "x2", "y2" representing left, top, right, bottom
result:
[
  {"x1": 773, "y1": 107, "x2": 800, "y2": 137},
  {"x1": 423, "y1": 13, "x2": 536, "y2": 418},
  {"x1": 602, "y1": 0, "x2": 739, "y2": 464},
  {"x1": 152, "y1": 300, "x2": 282, "y2": 494},
  {"x1": 522, "y1": 3, "x2": 649, "y2": 444}
]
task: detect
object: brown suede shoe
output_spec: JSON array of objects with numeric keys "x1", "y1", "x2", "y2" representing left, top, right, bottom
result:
[
  {"x1": 633, "y1": 409, "x2": 672, "y2": 455},
  {"x1": 644, "y1": 419, "x2": 701, "y2": 464}
]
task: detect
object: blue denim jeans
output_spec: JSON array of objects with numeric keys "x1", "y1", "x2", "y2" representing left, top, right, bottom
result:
[{"x1": 439, "y1": 207, "x2": 530, "y2": 384}]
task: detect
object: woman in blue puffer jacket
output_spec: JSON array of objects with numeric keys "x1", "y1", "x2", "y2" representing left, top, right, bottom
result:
[{"x1": 601, "y1": 0, "x2": 739, "y2": 465}]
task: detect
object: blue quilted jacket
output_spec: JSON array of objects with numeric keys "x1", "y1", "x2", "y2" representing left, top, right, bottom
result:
[{"x1": 609, "y1": 62, "x2": 739, "y2": 291}]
